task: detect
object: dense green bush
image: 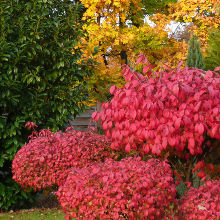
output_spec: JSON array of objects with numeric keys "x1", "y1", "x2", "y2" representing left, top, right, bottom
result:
[
  {"x1": 186, "y1": 35, "x2": 204, "y2": 69},
  {"x1": 204, "y1": 27, "x2": 220, "y2": 71},
  {"x1": 0, "y1": 0, "x2": 94, "y2": 210}
]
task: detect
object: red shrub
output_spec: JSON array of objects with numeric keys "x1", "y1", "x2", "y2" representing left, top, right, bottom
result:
[
  {"x1": 192, "y1": 160, "x2": 219, "y2": 180},
  {"x1": 56, "y1": 157, "x2": 177, "y2": 220},
  {"x1": 178, "y1": 180, "x2": 220, "y2": 219},
  {"x1": 12, "y1": 129, "x2": 117, "y2": 191},
  {"x1": 93, "y1": 57, "x2": 220, "y2": 157}
]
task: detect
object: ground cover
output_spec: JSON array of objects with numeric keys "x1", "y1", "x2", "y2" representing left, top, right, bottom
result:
[{"x1": 0, "y1": 208, "x2": 64, "y2": 220}]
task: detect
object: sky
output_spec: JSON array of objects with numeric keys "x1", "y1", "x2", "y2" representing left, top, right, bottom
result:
[{"x1": 144, "y1": 15, "x2": 189, "y2": 38}]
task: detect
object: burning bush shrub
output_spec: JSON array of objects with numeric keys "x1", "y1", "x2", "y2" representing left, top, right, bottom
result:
[
  {"x1": 56, "y1": 157, "x2": 177, "y2": 219},
  {"x1": 178, "y1": 180, "x2": 220, "y2": 219},
  {"x1": 12, "y1": 128, "x2": 117, "y2": 191},
  {"x1": 93, "y1": 57, "x2": 220, "y2": 157}
]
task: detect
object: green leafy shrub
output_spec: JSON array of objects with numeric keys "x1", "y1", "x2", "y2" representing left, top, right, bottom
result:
[
  {"x1": 0, "y1": 176, "x2": 35, "y2": 211},
  {"x1": 204, "y1": 27, "x2": 220, "y2": 71},
  {"x1": 0, "y1": 0, "x2": 94, "y2": 210}
]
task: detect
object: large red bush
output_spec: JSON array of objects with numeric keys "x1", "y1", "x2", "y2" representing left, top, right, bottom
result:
[
  {"x1": 178, "y1": 180, "x2": 220, "y2": 219},
  {"x1": 93, "y1": 58, "x2": 220, "y2": 157},
  {"x1": 12, "y1": 128, "x2": 117, "y2": 191},
  {"x1": 56, "y1": 157, "x2": 177, "y2": 220}
]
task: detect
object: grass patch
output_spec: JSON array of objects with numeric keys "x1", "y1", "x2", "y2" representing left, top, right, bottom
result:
[{"x1": 0, "y1": 208, "x2": 65, "y2": 220}]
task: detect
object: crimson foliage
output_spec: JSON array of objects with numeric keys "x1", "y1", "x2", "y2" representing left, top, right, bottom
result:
[
  {"x1": 93, "y1": 58, "x2": 220, "y2": 157},
  {"x1": 12, "y1": 129, "x2": 117, "y2": 191},
  {"x1": 178, "y1": 180, "x2": 220, "y2": 219},
  {"x1": 56, "y1": 157, "x2": 176, "y2": 220}
]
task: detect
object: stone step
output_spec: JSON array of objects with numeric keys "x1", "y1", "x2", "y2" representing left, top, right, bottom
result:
[{"x1": 69, "y1": 107, "x2": 97, "y2": 131}]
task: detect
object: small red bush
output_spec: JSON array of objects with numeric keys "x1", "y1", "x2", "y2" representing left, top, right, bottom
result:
[
  {"x1": 178, "y1": 180, "x2": 220, "y2": 219},
  {"x1": 192, "y1": 161, "x2": 219, "y2": 180},
  {"x1": 56, "y1": 157, "x2": 177, "y2": 219},
  {"x1": 93, "y1": 57, "x2": 220, "y2": 157},
  {"x1": 12, "y1": 129, "x2": 117, "y2": 191}
]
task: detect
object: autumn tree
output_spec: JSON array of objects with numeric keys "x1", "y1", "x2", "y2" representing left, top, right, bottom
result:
[
  {"x1": 78, "y1": 0, "x2": 177, "y2": 103},
  {"x1": 168, "y1": 0, "x2": 220, "y2": 65},
  {"x1": 78, "y1": 0, "x2": 219, "y2": 104}
]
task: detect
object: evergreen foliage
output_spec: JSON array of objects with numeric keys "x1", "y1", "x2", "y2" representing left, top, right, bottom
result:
[
  {"x1": 0, "y1": 0, "x2": 94, "y2": 210},
  {"x1": 187, "y1": 36, "x2": 204, "y2": 69},
  {"x1": 204, "y1": 27, "x2": 220, "y2": 71}
]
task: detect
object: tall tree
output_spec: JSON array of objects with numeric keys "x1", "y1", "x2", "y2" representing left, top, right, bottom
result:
[
  {"x1": 78, "y1": 0, "x2": 177, "y2": 103},
  {"x1": 168, "y1": 0, "x2": 220, "y2": 65}
]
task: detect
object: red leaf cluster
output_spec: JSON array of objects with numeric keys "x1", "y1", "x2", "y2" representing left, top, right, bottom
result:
[
  {"x1": 178, "y1": 180, "x2": 220, "y2": 219},
  {"x1": 93, "y1": 61, "x2": 220, "y2": 156},
  {"x1": 193, "y1": 161, "x2": 218, "y2": 179},
  {"x1": 25, "y1": 121, "x2": 38, "y2": 130},
  {"x1": 12, "y1": 129, "x2": 117, "y2": 191},
  {"x1": 56, "y1": 157, "x2": 177, "y2": 219}
]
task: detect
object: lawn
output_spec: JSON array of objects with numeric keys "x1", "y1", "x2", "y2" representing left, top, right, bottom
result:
[{"x1": 0, "y1": 208, "x2": 65, "y2": 220}]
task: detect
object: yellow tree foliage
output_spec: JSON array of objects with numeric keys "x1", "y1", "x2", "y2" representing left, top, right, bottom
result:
[
  {"x1": 168, "y1": 0, "x2": 220, "y2": 63},
  {"x1": 77, "y1": 0, "x2": 178, "y2": 104},
  {"x1": 77, "y1": 0, "x2": 219, "y2": 104},
  {"x1": 169, "y1": 0, "x2": 219, "y2": 39}
]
